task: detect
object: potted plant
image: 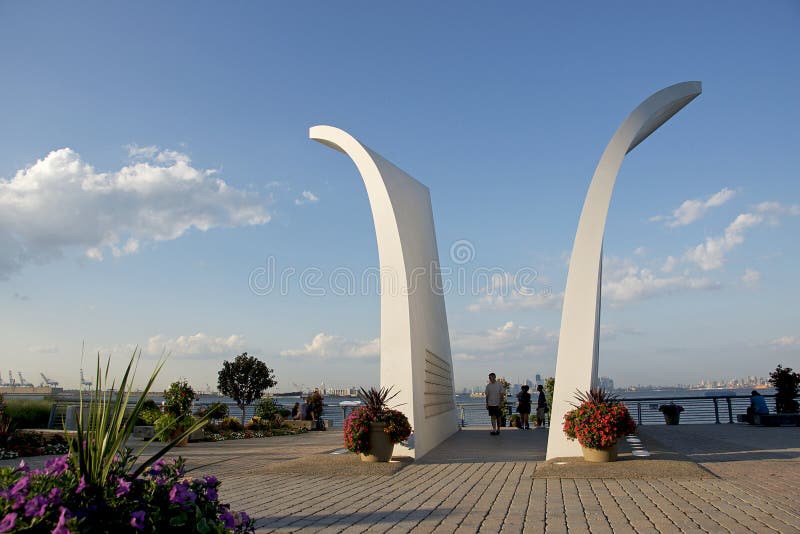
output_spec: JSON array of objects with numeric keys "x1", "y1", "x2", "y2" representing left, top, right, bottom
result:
[
  {"x1": 659, "y1": 402, "x2": 684, "y2": 425},
  {"x1": 156, "y1": 379, "x2": 199, "y2": 446},
  {"x1": 343, "y1": 386, "x2": 412, "y2": 462},
  {"x1": 563, "y1": 388, "x2": 636, "y2": 462}
]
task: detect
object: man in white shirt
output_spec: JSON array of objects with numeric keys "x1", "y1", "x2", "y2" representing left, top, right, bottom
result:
[{"x1": 485, "y1": 372, "x2": 504, "y2": 435}]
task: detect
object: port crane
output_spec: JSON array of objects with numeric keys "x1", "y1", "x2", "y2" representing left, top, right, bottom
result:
[
  {"x1": 7, "y1": 371, "x2": 15, "y2": 387},
  {"x1": 39, "y1": 373, "x2": 60, "y2": 387},
  {"x1": 79, "y1": 368, "x2": 93, "y2": 389},
  {"x1": 17, "y1": 372, "x2": 33, "y2": 387}
]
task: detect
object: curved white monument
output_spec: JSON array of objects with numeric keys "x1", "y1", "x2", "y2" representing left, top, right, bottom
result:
[
  {"x1": 310, "y1": 125, "x2": 458, "y2": 459},
  {"x1": 546, "y1": 82, "x2": 702, "y2": 459}
]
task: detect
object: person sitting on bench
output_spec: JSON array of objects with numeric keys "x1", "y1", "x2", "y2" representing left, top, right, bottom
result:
[{"x1": 747, "y1": 390, "x2": 769, "y2": 417}]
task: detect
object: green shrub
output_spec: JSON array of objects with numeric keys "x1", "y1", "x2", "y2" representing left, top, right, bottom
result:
[
  {"x1": 138, "y1": 407, "x2": 163, "y2": 425},
  {"x1": 141, "y1": 398, "x2": 159, "y2": 411},
  {"x1": 220, "y1": 417, "x2": 243, "y2": 431},
  {"x1": 245, "y1": 416, "x2": 271, "y2": 431},
  {"x1": 154, "y1": 413, "x2": 197, "y2": 442},
  {"x1": 163, "y1": 379, "x2": 197, "y2": 417},
  {"x1": 255, "y1": 396, "x2": 282, "y2": 420},
  {"x1": 4, "y1": 399, "x2": 51, "y2": 429}
]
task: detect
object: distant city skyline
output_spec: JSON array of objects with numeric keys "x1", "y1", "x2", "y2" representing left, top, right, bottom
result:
[{"x1": 1, "y1": 3, "x2": 799, "y2": 391}]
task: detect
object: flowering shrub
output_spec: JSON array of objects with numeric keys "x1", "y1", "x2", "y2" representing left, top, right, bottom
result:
[
  {"x1": 343, "y1": 387, "x2": 412, "y2": 455},
  {"x1": 343, "y1": 407, "x2": 412, "y2": 454},
  {"x1": 563, "y1": 389, "x2": 636, "y2": 449},
  {"x1": 0, "y1": 453, "x2": 254, "y2": 532},
  {"x1": 163, "y1": 380, "x2": 197, "y2": 418},
  {"x1": 244, "y1": 417, "x2": 270, "y2": 432},
  {"x1": 219, "y1": 418, "x2": 244, "y2": 432}
]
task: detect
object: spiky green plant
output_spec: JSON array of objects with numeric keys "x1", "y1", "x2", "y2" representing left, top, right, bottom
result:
[
  {"x1": 69, "y1": 349, "x2": 212, "y2": 485},
  {"x1": 358, "y1": 386, "x2": 400, "y2": 418},
  {"x1": 570, "y1": 387, "x2": 620, "y2": 408}
]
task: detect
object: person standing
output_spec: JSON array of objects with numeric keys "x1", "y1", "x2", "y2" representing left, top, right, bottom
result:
[
  {"x1": 535, "y1": 384, "x2": 547, "y2": 428},
  {"x1": 516, "y1": 385, "x2": 532, "y2": 430},
  {"x1": 485, "y1": 372, "x2": 504, "y2": 435}
]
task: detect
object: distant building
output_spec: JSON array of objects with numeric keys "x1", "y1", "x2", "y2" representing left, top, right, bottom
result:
[
  {"x1": 598, "y1": 376, "x2": 614, "y2": 391},
  {"x1": 535, "y1": 374, "x2": 542, "y2": 383}
]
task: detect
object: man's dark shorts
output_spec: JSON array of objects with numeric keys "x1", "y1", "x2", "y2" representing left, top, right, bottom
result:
[{"x1": 487, "y1": 405, "x2": 501, "y2": 417}]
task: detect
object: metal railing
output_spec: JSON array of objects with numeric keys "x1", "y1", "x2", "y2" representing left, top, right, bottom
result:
[
  {"x1": 455, "y1": 394, "x2": 792, "y2": 428},
  {"x1": 619, "y1": 394, "x2": 779, "y2": 425},
  {"x1": 50, "y1": 394, "x2": 794, "y2": 430}
]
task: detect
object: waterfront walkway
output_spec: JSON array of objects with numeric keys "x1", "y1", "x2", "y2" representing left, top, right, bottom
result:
[
  {"x1": 3, "y1": 425, "x2": 799, "y2": 532},
  {"x1": 205, "y1": 425, "x2": 800, "y2": 533}
]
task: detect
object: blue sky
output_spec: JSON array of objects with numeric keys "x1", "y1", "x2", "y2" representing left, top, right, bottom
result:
[{"x1": 1, "y1": 2, "x2": 798, "y2": 391}]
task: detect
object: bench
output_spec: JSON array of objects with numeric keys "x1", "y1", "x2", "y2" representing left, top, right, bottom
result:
[{"x1": 737, "y1": 413, "x2": 800, "y2": 426}]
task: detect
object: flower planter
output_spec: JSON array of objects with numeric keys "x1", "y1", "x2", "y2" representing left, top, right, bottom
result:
[
  {"x1": 663, "y1": 413, "x2": 680, "y2": 425},
  {"x1": 359, "y1": 422, "x2": 394, "y2": 462},
  {"x1": 581, "y1": 442, "x2": 618, "y2": 462},
  {"x1": 170, "y1": 428, "x2": 190, "y2": 447}
]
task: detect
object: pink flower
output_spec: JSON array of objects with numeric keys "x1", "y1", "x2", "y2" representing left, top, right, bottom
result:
[
  {"x1": 130, "y1": 510, "x2": 146, "y2": 530},
  {"x1": 52, "y1": 507, "x2": 71, "y2": 534},
  {"x1": 115, "y1": 479, "x2": 132, "y2": 497},
  {"x1": 0, "y1": 513, "x2": 17, "y2": 533}
]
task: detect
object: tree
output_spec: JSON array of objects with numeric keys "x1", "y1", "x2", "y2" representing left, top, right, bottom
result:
[
  {"x1": 217, "y1": 353, "x2": 277, "y2": 423},
  {"x1": 769, "y1": 364, "x2": 800, "y2": 414},
  {"x1": 544, "y1": 377, "x2": 555, "y2": 424}
]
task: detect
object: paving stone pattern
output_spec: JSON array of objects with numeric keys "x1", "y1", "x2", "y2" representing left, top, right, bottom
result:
[
  {"x1": 209, "y1": 426, "x2": 800, "y2": 533},
  {"x1": 3, "y1": 425, "x2": 798, "y2": 532}
]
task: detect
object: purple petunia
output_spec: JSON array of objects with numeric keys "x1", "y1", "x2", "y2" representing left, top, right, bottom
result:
[
  {"x1": 219, "y1": 510, "x2": 235, "y2": 529},
  {"x1": 115, "y1": 479, "x2": 132, "y2": 497},
  {"x1": 204, "y1": 475, "x2": 218, "y2": 486},
  {"x1": 168, "y1": 482, "x2": 196, "y2": 505},
  {"x1": 130, "y1": 510, "x2": 146, "y2": 531},
  {"x1": 9, "y1": 476, "x2": 30, "y2": 498},
  {"x1": 24, "y1": 495, "x2": 49, "y2": 518},
  {"x1": 52, "y1": 506, "x2": 71, "y2": 534},
  {"x1": 0, "y1": 513, "x2": 17, "y2": 533},
  {"x1": 206, "y1": 488, "x2": 218, "y2": 501},
  {"x1": 44, "y1": 455, "x2": 69, "y2": 476},
  {"x1": 76, "y1": 476, "x2": 87, "y2": 494},
  {"x1": 16, "y1": 460, "x2": 29, "y2": 473}
]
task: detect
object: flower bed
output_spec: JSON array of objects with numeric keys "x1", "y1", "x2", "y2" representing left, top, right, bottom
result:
[
  {"x1": 203, "y1": 426, "x2": 307, "y2": 442},
  {"x1": 0, "y1": 431, "x2": 71, "y2": 460},
  {"x1": 0, "y1": 453, "x2": 253, "y2": 532}
]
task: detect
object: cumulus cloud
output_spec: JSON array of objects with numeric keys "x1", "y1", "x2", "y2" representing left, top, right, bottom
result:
[
  {"x1": 769, "y1": 336, "x2": 800, "y2": 349},
  {"x1": 467, "y1": 271, "x2": 562, "y2": 312},
  {"x1": 684, "y1": 212, "x2": 762, "y2": 270},
  {"x1": 683, "y1": 201, "x2": 799, "y2": 271},
  {"x1": 280, "y1": 333, "x2": 379, "y2": 359},
  {"x1": 99, "y1": 332, "x2": 247, "y2": 360},
  {"x1": 144, "y1": 333, "x2": 246, "y2": 358},
  {"x1": 661, "y1": 256, "x2": 678, "y2": 273},
  {"x1": 294, "y1": 190, "x2": 319, "y2": 205},
  {"x1": 451, "y1": 321, "x2": 557, "y2": 360},
  {"x1": 602, "y1": 256, "x2": 720, "y2": 303},
  {"x1": 0, "y1": 146, "x2": 271, "y2": 277},
  {"x1": 741, "y1": 268, "x2": 761, "y2": 287},
  {"x1": 651, "y1": 187, "x2": 736, "y2": 227}
]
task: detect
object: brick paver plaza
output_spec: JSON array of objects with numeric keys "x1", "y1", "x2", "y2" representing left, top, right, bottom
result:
[
  {"x1": 3, "y1": 424, "x2": 798, "y2": 532},
  {"x1": 181, "y1": 424, "x2": 800, "y2": 533}
]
